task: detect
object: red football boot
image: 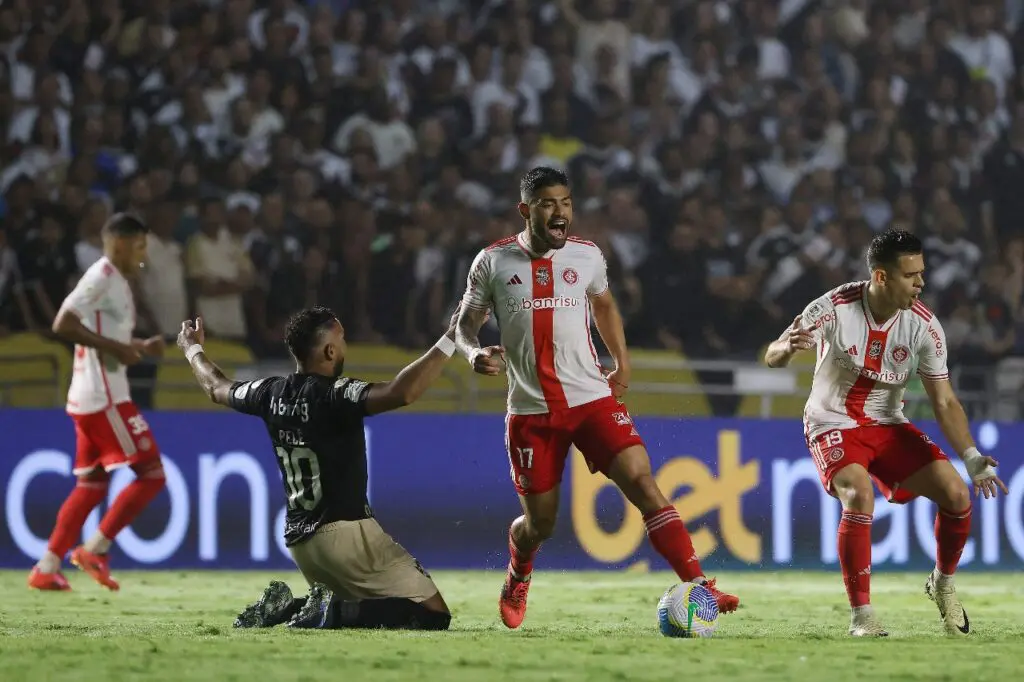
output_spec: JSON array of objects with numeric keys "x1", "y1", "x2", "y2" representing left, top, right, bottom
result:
[
  {"x1": 702, "y1": 577, "x2": 739, "y2": 613},
  {"x1": 28, "y1": 567, "x2": 71, "y2": 591},
  {"x1": 499, "y1": 572, "x2": 531, "y2": 629},
  {"x1": 70, "y1": 546, "x2": 120, "y2": 591}
]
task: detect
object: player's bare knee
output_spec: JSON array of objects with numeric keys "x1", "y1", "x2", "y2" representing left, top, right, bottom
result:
[
  {"x1": 941, "y1": 478, "x2": 971, "y2": 513},
  {"x1": 833, "y1": 470, "x2": 874, "y2": 513},
  {"x1": 527, "y1": 514, "x2": 558, "y2": 541},
  {"x1": 637, "y1": 473, "x2": 665, "y2": 503}
]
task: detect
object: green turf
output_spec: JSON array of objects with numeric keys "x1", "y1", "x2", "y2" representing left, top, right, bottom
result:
[{"x1": 2, "y1": 570, "x2": 1022, "y2": 681}]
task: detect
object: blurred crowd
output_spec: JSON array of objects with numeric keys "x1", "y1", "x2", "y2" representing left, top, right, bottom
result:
[{"x1": 0, "y1": 0, "x2": 1022, "y2": 370}]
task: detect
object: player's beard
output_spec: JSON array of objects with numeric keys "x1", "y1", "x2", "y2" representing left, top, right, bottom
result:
[{"x1": 332, "y1": 358, "x2": 345, "y2": 378}]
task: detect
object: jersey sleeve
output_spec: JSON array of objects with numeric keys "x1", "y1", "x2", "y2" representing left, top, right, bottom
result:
[
  {"x1": 587, "y1": 248, "x2": 610, "y2": 296},
  {"x1": 460, "y1": 249, "x2": 493, "y2": 310},
  {"x1": 916, "y1": 316, "x2": 949, "y2": 381},
  {"x1": 60, "y1": 262, "x2": 114, "y2": 318},
  {"x1": 329, "y1": 377, "x2": 373, "y2": 420},
  {"x1": 227, "y1": 377, "x2": 275, "y2": 416},
  {"x1": 799, "y1": 294, "x2": 837, "y2": 343}
]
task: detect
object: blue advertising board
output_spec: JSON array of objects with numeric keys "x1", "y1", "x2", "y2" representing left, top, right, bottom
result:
[{"x1": 1, "y1": 410, "x2": 1022, "y2": 571}]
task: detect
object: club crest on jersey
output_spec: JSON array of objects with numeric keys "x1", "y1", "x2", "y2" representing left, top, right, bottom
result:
[
  {"x1": 562, "y1": 267, "x2": 579, "y2": 285},
  {"x1": 868, "y1": 339, "x2": 883, "y2": 359},
  {"x1": 535, "y1": 266, "x2": 550, "y2": 286},
  {"x1": 612, "y1": 411, "x2": 632, "y2": 426},
  {"x1": 891, "y1": 345, "x2": 910, "y2": 364}
]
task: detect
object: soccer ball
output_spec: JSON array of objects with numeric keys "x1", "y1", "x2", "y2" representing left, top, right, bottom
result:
[{"x1": 657, "y1": 582, "x2": 719, "y2": 638}]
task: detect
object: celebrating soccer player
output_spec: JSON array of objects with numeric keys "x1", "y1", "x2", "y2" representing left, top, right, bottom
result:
[
  {"x1": 454, "y1": 166, "x2": 740, "y2": 629},
  {"x1": 29, "y1": 213, "x2": 167, "y2": 592},
  {"x1": 763, "y1": 228, "x2": 1008, "y2": 637},
  {"x1": 177, "y1": 305, "x2": 474, "y2": 631}
]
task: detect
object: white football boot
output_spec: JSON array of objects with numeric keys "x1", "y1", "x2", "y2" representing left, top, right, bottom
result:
[
  {"x1": 925, "y1": 569, "x2": 970, "y2": 636},
  {"x1": 848, "y1": 605, "x2": 889, "y2": 637}
]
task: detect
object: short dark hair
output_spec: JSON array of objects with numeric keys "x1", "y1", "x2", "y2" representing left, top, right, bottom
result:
[
  {"x1": 102, "y1": 213, "x2": 148, "y2": 237},
  {"x1": 866, "y1": 228, "x2": 923, "y2": 271},
  {"x1": 284, "y1": 306, "x2": 338, "y2": 363},
  {"x1": 520, "y1": 166, "x2": 569, "y2": 203}
]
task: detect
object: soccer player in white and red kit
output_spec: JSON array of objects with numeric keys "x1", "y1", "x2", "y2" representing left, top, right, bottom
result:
[
  {"x1": 764, "y1": 229, "x2": 1008, "y2": 637},
  {"x1": 455, "y1": 167, "x2": 739, "y2": 628},
  {"x1": 28, "y1": 213, "x2": 167, "y2": 592}
]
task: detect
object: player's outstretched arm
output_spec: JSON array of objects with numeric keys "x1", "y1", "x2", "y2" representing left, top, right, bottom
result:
[
  {"x1": 764, "y1": 316, "x2": 816, "y2": 368},
  {"x1": 363, "y1": 305, "x2": 473, "y2": 415},
  {"x1": 176, "y1": 317, "x2": 234, "y2": 405},
  {"x1": 920, "y1": 376, "x2": 1009, "y2": 499}
]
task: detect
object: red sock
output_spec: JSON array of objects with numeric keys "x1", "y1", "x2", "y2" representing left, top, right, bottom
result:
[
  {"x1": 643, "y1": 506, "x2": 703, "y2": 582},
  {"x1": 935, "y1": 504, "x2": 972, "y2": 575},
  {"x1": 47, "y1": 483, "x2": 108, "y2": 558},
  {"x1": 838, "y1": 511, "x2": 873, "y2": 607},
  {"x1": 508, "y1": 527, "x2": 539, "y2": 580},
  {"x1": 97, "y1": 477, "x2": 165, "y2": 540}
]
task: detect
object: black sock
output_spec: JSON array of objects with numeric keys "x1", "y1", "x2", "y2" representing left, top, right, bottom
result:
[{"x1": 327, "y1": 597, "x2": 451, "y2": 630}]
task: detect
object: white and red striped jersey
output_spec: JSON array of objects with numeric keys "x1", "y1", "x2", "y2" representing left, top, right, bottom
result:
[
  {"x1": 461, "y1": 232, "x2": 613, "y2": 414},
  {"x1": 800, "y1": 281, "x2": 948, "y2": 440},
  {"x1": 61, "y1": 257, "x2": 136, "y2": 415}
]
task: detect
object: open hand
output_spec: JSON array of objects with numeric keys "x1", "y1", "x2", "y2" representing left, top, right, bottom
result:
[
  {"x1": 968, "y1": 454, "x2": 1010, "y2": 499},
  {"x1": 177, "y1": 317, "x2": 207, "y2": 354}
]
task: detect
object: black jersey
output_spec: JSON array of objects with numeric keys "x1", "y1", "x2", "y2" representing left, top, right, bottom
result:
[{"x1": 227, "y1": 373, "x2": 375, "y2": 546}]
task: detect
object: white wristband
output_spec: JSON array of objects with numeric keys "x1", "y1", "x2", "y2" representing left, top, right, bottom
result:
[
  {"x1": 434, "y1": 335, "x2": 456, "y2": 358},
  {"x1": 962, "y1": 447, "x2": 983, "y2": 465},
  {"x1": 184, "y1": 344, "x2": 205, "y2": 363}
]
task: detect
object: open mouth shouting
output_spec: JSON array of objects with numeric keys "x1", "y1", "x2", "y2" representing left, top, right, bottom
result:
[{"x1": 547, "y1": 217, "x2": 568, "y2": 241}]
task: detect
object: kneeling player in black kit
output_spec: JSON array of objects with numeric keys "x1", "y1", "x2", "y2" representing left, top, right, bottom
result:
[{"x1": 177, "y1": 304, "x2": 471, "y2": 631}]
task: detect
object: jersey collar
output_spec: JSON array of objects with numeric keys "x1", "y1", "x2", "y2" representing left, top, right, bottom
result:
[
  {"x1": 860, "y1": 282, "x2": 901, "y2": 332},
  {"x1": 517, "y1": 231, "x2": 555, "y2": 260}
]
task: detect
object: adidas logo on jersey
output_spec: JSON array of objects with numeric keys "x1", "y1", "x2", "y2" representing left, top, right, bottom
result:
[{"x1": 507, "y1": 274, "x2": 523, "y2": 286}]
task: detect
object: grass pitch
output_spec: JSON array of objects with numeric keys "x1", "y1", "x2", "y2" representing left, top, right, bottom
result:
[{"x1": 1, "y1": 570, "x2": 1022, "y2": 682}]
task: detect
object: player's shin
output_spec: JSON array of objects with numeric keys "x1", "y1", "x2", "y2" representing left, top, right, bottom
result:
[
  {"x1": 643, "y1": 506, "x2": 703, "y2": 582},
  {"x1": 96, "y1": 474, "x2": 165, "y2": 541},
  {"x1": 838, "y1": 511, "x2": 873, "y2": 607},
  {"x1": 935, "y1": 504, "x2": 972, "y2": 576},
  {"x1": 508, "y1": 520, "x2": 540, "y2": 580},
  {"x1": 40, "y1": 483, "x2": 108, "y2": 572}
]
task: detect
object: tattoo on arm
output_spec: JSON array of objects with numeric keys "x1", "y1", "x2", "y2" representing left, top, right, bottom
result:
[
  {"x1": 455, "y1": 305, "x2": 489, "y2": 359},
  {"x1": 189, "y1": 353, "x2": 234, "y2": 405}
]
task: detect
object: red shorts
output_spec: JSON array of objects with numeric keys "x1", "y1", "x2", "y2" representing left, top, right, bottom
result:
[
  {"x1": 505, "y1": 396, "x2": 645, "y2": 495},
  {"x1": 70, "y1": 402, "x2": 161, "y2": 476},
  {"x1": 807, "y1": 423, "x2": 948, "y2": 504}
]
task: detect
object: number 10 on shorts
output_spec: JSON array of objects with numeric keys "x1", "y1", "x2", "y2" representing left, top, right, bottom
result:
[{"x1": 516, "y1": 447, "x2": 533, "y2": 469}]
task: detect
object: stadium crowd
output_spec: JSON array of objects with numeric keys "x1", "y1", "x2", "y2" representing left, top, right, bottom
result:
[{"x1": 0, "y1": 0, "x2": 1021, "y2": 373}]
